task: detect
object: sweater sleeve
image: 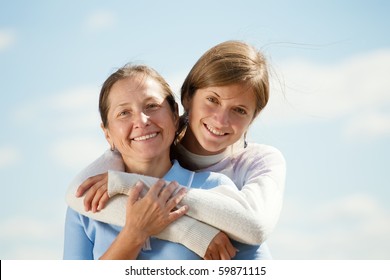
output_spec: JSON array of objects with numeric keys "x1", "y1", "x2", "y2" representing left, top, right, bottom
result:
[
  {"x1": 156, "y1": 216, "x2": 221, "y2": 257},
  {"x1": 65, "y1": 150, "x2": 220, "y2": 258},
  {"x1": 106, "y1": 145, "x2": 286, "y2": 245},
  {"x1": 65, "y1": 149, "x2": 125, "y2": 208},
  {"x1": 187, "y1": 144, "x2": 285, "y2": 244},
  {"x1": 232, "y1": 145, "x2": 286, "y2": 242},
  {"x1": 107, "y1": 171, "x2": 263, "y2": 244}
]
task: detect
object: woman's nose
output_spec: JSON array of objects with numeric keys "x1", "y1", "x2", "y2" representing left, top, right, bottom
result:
[
  {"x1": 133, "y1": 111, "x2": 150, "y2": 128},
  {"x1": 214, "y1": 108, "x2": 230, "y2": 126}
]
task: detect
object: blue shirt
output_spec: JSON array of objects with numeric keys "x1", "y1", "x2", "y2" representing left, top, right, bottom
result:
[{"x1": 63, "y1": 160, "x2": 269, "y2": 259}]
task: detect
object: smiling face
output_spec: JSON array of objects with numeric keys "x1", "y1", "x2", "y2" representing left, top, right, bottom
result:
[
  {"x1": 102, "y1": 75, "x2": 178, "y2": 168},
  {"x1": 182, "y1": 83, "x2": 257, "y2": 155}
]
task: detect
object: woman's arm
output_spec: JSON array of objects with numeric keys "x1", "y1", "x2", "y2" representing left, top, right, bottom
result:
[
  {"x1": 65, "y1": 150, "x2": 231, "y2": 258},
  {"x1": 67, "y1": 171, "x2": 235, "y2": 258},
  {"x1": 91, "y1": 170, "x2": 266, "y2": 244},
  {"x1": 105, "y1": 144, "x2": 286, "y2": 244},
  {"x1": 222, "y1": 144, "x2": 286, "y2": 242},
  {"x1": 63, "y1": 207, "x2": 94, "y2": 259},
  {"x1": 66, "y1": 146, "x2": 286, "y2": 256},
  {"x1": 99, "y1": 180, "x2": 188, "y2": 260},
  {"x1": 66, "y1": 150, "x2": 267, "y2": 244}
]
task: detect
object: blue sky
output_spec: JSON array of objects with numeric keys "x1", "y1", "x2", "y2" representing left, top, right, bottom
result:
[{"x1": 1, "y1": 0, "x2": 389, "y2": 259}]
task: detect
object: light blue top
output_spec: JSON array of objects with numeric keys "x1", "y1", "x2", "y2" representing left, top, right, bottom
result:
[{"x1": 63, "y1": 160, "x2": 270, "y2": 260}]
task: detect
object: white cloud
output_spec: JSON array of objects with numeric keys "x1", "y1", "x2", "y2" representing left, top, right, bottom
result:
[
  {"x1": 268, "y1": 193, "x2": 390, "y2": 259},
  {"x1": 0, "y1": 29, "x2": 16, "y2": 51},
  {"x1": 0, "y1": 215, "x2": 64, "y2": 259},
  {"x1": 12, "y1": 85, "x2": 101, "y2": 132},
  {"x1": 48, "y1": 86, "x2": 98, "y2": 110},
  {"x1": 0, "y1": 146, "x2": 22, "y2": 169},
  {"x1": 10, "y1": 85, "x2": 107, "y2": 170},
  {"x1": 84, "y1": 10, "x2": 116, "y2": 32},
  {"x1": 49, "y1": 137, "x2": 107, "y2": 170},
  {"x1": 0, "y1": 217, "x2": 55, "y2": 240},
  {"x1": 262, "y1": 49, "x2": 390, "y2": 125},
  {"x1": 343, "y1": 111, "x2": 390, "y2": 141}
]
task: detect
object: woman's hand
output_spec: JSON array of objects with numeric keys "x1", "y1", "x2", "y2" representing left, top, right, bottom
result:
[
  {"x1": 204, "y1": 232, "x2": 237, "y2": 260},
  {"x1": 75, "y1": 173, "x2": 109, "y2": 212},
  {"x1": 125, "y1": 179, "x2": 189, "y2": 237},
  {"x1": 100, "y1": 179, "x2": 188, "y2": 260}
]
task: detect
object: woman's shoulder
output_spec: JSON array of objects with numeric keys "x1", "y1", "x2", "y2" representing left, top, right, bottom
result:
[
  {"x1": 233, "y1": 143, "x2": 285, "y2": 163},
  {"x1": 230, "y1": 143, "x2": 286, "y2": 182}
]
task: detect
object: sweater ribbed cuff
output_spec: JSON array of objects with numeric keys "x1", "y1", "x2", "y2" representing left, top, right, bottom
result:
[{"x1": 156, "y1": 215, "x2": 220, "y2": 258}]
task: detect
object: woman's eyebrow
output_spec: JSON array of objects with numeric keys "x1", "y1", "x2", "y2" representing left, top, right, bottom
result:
[
  {"x1": 205, "y1": 90, "x2": 221, "y2": 97},
  {"x1": 207, "y1": 90, "x2": 248, "y2": 107}
]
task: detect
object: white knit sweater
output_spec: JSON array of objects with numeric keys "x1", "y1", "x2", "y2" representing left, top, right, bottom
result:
[{"x1": 66, "y1": 143, "x2": 286, "y2": 257}]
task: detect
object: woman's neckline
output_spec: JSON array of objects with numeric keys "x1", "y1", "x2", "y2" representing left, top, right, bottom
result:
[{"x1": 175, "y1": 143, "x2": 230, "y2": 170}]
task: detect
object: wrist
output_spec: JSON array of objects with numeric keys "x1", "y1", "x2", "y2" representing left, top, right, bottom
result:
[{"x1": 122, "y1": 225, "x2": 149, "y2": 247}]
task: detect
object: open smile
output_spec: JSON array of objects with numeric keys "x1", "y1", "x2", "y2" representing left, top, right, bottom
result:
[
  {"x1": 131, "y1": 132, "x2": 158, "y2": 141},
  {"x1": 204, "y1": 124, "x2": 227, "y2": 136}
]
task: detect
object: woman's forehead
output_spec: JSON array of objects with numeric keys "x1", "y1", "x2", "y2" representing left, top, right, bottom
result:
[
  {"x1": 111, "y1": 76, "x2": 164, "y2": 98},
  {"x1": 199, "y1": 84, "x2": 255, "y2": 102}
]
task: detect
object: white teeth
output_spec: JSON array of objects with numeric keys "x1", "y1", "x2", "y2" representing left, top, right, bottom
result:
[
  {"x1": 133, "y1": 133, "x2": 158, "y2": 141},
  {"x1": 206, "y1": 124, "x2": 225, "y2": 136}
]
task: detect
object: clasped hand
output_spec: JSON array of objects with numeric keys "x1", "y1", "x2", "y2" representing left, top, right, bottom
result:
[{"x1": 76, "y1": 172, "x2": 237, "y2": 260}]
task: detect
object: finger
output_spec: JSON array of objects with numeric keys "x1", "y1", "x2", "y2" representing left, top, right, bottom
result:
[
  {"x1": 218, "y1": 246, "x2": 232, "y2": 260},
  {"x1": 147, "y1": 179, "x2": 166, "y2": 197},
  {"x1": 91, "y1": 186, "x2": 107, "y2": 213},
  {"x1": 168, "y1": 205, "x2": 189, "y2": 222},
  {"x1": 204, "y1": 243, "x2": 220, "y2": 260},
  {"x1": 83, "y1": 180, "x2": 106, "y2": 211},
  {"x1": 128, "y1": 181, "x2": 144, "y2": 204},
  {"x1": 76, "y1": 173, "x2": 106, "y2": 197},
  {"x1": 97, "y1": 192, "x2": 110, "y2": 211},
  {"x1": 166, "y1": 187, "x2": 187, "y2": 211},
  {"x1": 159, "y1": 181, "x2": 179, "y2": 202},
  {"x1": 226, "y1": 243, "x2": 238, "y2": 259},
  {"x1": 208, "y1": 250, "x2": 220, "y2": 260}
]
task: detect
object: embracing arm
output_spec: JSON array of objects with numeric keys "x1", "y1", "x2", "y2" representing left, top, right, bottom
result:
[
  {"x1": 66, "y1": 146, "x2": 286, "y2": 256},
  {"x1": 107, "y1": 172, "x2": 265, "y2": 244},
  {"x1": 65, "y1": 149, "x2": 227, "y2": 258},
  {"x1": 107, "y1": 145, "x2": 286, "y2": 244}
]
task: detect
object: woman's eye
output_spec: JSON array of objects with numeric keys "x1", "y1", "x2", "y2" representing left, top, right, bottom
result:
[
  {"x1": 119, "y1": 111, "x2": 129, "y2": 116},
  {"x1": 234, "y1": 107, "x2": 247, "y2": 115},
  {"x1": 146, "y1": 103, "x2": 160, "y2": 110},
  {"x1": 207, "y1": 97, "x2": 219, "y2": 104}
]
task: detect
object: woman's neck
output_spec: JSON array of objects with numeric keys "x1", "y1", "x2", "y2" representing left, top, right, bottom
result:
[
  {"x1": 122, "y1": 157, "x2": 172, "y2": 178},
  {"x1": 181, "y1": 128, "x2": 226, "y2": 156}
]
